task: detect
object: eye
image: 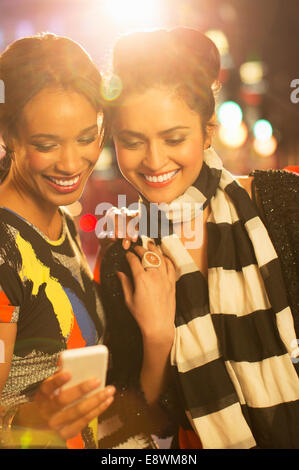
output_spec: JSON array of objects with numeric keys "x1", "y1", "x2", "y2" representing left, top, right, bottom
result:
[
  {"x1": 165, "y1": 138, "x2": 186, "y2": 146},
  {"x1": 120, "y1": 140, "x2": 143, "y2": 149},
  {"x1": 78, "y1": 136, "x2": 97, "y2": 145},
  {"x1": 33, "y1": 144, "x2": 57, "y2": 152}
]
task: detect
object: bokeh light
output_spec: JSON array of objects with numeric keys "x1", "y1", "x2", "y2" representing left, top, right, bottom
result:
[
  {"x1": 218, "y1": 121, "x2": 248, "y2": 148},
  {"x1": 94, "y1": 147, "x2": 113, "y2": 172},
  {"x1": 205, "y1": 29, "x2": 229, "y2": 56},
  {"x1": 253, "y1": 119, "x2": 273, "y2": 141},
  {"x1": 217, "y1": 101, "x2": 243, "y2": 129},
  {"x1": 253, "y1": 135, "x2": 277, "y2": 157},
  {"x1": 79, "y1": 214, "x2": 97, "y2": 232},
  {"x1": 240, "y1": 61, "x2": 264, "y2": 85}
]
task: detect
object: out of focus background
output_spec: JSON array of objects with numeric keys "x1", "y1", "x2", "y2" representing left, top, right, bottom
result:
[{"x1": 0, "y1": 0, "x2": 298, "y2": 268}]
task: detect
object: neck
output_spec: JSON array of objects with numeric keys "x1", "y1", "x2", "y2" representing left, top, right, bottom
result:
[{"x1": 0, "y1": 175, "x2": 61, "y2": 239}]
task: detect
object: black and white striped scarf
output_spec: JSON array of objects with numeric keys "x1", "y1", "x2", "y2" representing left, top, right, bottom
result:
[{"x1": 140, "y1": 147, "x2": 299, "y2": 449}]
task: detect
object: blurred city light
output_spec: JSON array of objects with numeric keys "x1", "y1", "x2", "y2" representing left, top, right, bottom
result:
[
  {"x1": 79, "y1": 214, "x2": 97, "y2": 232},
  {"x1": 218, "y1": 121, "x2": 248, "y2": 148},
  {"x1": 94, "y1": 147, "x2": 113, "y2": 171},
  {"x1": 253, "y1": 135, "x2": 277, "y2": 157},
  {"x1": 253, "y1": 119, "x2": 273, "y2": 141},
  {"x1": 205, "y1": 29, "x2": 229, "y2": 56},
  {"x1": 217, "y1": 101, "x2": 243, "y2": 129},
  {"x1": 240, "y1": 61, "x2": 264, "y2": 85}
]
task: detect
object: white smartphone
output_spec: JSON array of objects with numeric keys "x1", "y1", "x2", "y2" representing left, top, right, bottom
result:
[{"x1": 60, "y1": 345, "x2": 109, "y2": 401}]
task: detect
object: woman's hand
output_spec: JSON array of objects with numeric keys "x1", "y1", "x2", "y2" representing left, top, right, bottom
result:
[
  {"x1": 117, "y1": 242, "x2": 176, "y2": 345},
  {"x1": 20, "y1": 370, "x2": 115, "y2": 441}
]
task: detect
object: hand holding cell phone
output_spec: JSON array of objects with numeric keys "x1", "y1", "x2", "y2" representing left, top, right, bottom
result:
[{"x1": 31, "y1": 345, "x2": 115, "y2": 441}]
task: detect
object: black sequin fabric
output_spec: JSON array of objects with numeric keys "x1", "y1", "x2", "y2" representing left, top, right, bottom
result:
[{"x1": 251, "y1": 169, "x2": 299, "y2": 338}]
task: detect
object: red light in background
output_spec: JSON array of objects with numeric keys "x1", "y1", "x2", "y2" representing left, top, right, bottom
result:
[{"x1": 79, "y1": 214, "x2": 97, "y2": 232}]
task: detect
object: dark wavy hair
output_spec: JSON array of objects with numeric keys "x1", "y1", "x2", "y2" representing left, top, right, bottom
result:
[
  {"x1": 0, "y1": 33, "x2": 107, "y2": 182},
  {"x1": 109, "y1": 28, "x2": 221, "y2": 135}
]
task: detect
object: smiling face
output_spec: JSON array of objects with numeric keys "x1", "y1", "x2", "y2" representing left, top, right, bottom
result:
[
  {"x1": 9, "y1": 87, "x2": 102, "y2": 210},
  {"x1": 113, "y1": 87, "x2": 212, "y2": 204}
]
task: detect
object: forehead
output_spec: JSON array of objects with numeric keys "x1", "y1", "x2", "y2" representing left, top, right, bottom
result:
[
  {"x1": 114, "y1": 87, "x2": 202, "y2": 131},
  {"x1": 21, "y1": 88, "x2": 97, "y2": 135}
]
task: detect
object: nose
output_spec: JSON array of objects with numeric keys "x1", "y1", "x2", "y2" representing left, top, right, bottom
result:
[
  {"x1": 143, "y1": 141, "x2": 168, "y2": 172},
  {"x1": 55, "y1": 144, "x2": 81, "y2": 175}
]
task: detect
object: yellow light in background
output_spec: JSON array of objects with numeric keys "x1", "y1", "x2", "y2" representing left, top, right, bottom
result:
[
  {"x1": 253, "y1": 135, "x2": 277, "y2": 157},
  {"x1": 218, "y1": 122, "x2": 248, "y2": 148},
  {"x1": 103, "y1": 0, "x2": 160, "y2": 28},
  {"x1": 94, "y1": 147, "x2": 113, "y2": 171},
  {"x1": 205, "y1": 29, "x2": 229, "y2": 56},
  {"x1": 240, "y1": 61, "x2": 264, "y2": 85}
]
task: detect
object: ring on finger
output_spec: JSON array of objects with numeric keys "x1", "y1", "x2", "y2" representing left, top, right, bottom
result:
[{"x1": 141, "y1": 251, "x2": 161, "y2": 270}]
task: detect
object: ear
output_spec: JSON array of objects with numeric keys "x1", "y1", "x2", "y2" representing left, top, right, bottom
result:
[
  {"x1": 204, "y1": 114, "x2": 217, "y2": 149},
  {"x1": 203, "y1": 125, "x2": 215, "y2": 149}
]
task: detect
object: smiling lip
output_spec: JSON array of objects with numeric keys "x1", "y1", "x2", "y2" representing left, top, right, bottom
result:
[
  {"x1": 141, "y1": 169, "x2": 180, "y2": 187},
  {"x1": 43, "y1": 173, "x2": 82, "y2": 193}
]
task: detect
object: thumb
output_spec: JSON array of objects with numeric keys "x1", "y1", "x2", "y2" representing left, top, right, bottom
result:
[{"x1": 117, "y1": 271, "x2": 133, "y2": 309}]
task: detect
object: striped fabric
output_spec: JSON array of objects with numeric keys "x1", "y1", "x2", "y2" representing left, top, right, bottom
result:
[{"x1": 141, "y1": 147, "x2": 299, "y2": 449}]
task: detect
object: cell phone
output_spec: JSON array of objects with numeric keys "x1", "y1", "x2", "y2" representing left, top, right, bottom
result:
[{"x1": 60, "y1": 345, "x2": 109, "y2": 400}]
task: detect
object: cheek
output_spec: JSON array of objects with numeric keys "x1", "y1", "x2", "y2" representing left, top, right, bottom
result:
[
  {"x1": 180, "y1": 141, "x2": 204, "y2": 169},
  {"x1": 115, "y1": 147, "x2": 140, "y2": 175},
  {"x1": 20, "y1": 149, "x2": 53, "y2": 173},
  {"x1": 87, "y1": 140, "x2": 101, "y2": 163}
]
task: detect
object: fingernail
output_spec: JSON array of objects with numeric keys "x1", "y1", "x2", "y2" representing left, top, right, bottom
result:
[
  {"x1": 106, "y1": 386, "x2": 116, "y2": 395},
  {"x1": 123, "y1": 239, "x2": 130, "y2": 249}
]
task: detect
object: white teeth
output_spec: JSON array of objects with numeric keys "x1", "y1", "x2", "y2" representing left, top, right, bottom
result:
[
  {"x1": 48, "y1": 176, "x2": 80, "y2": 186},
  {"x1": 144, "y1": 170, "x2": 177, "y2": 183}
]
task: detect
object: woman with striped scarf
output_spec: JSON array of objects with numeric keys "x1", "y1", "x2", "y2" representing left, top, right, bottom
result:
[{"x1": 96, "y1": 28, "x2": 299, "y2": 449}]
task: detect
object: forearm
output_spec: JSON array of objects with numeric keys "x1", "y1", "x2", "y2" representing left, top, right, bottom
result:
[{"x1": 140, "y1": 334, "x2": 173, "y2": 406}]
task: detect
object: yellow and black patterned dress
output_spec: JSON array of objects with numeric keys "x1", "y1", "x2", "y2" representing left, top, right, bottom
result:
[{"x1": 0, "y1": 206, "x2": 105, "y2": 448}]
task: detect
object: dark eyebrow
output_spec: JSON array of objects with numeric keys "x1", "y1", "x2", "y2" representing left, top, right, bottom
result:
[
  {"x1": 117, "y1": 130, "x2": 146, "y2": 140},
  {"x1": 30, "y1": 125, "x2": 98, "y2": 140},
  {"x1": 117, "y1": 126, "x2": 190, "y2": 139},
  {"x1": 158, "y1": 126, "x2": 190, "y2": 136}
]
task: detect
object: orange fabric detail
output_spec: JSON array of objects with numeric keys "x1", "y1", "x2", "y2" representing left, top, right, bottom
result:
[
  {"x1": 0, "y1": 291, "x2": 15, "y2": 322},
  {"x1": 179, "y1": 427, "x2": 203, "y2": 449},
  {"x1": 93, "y1": 254, "x2": 101, "y2": 284},
  {"x1": 67, "y1": 312, "x2": 86, "y2": 349},
  {"x1": 66, "y1": 432, "x2": 85, "y2": 449}
]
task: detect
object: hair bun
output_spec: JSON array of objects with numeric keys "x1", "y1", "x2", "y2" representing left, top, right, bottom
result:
[{"x1": 170, "y1": 27, "x2": 221, "y2": 87}]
